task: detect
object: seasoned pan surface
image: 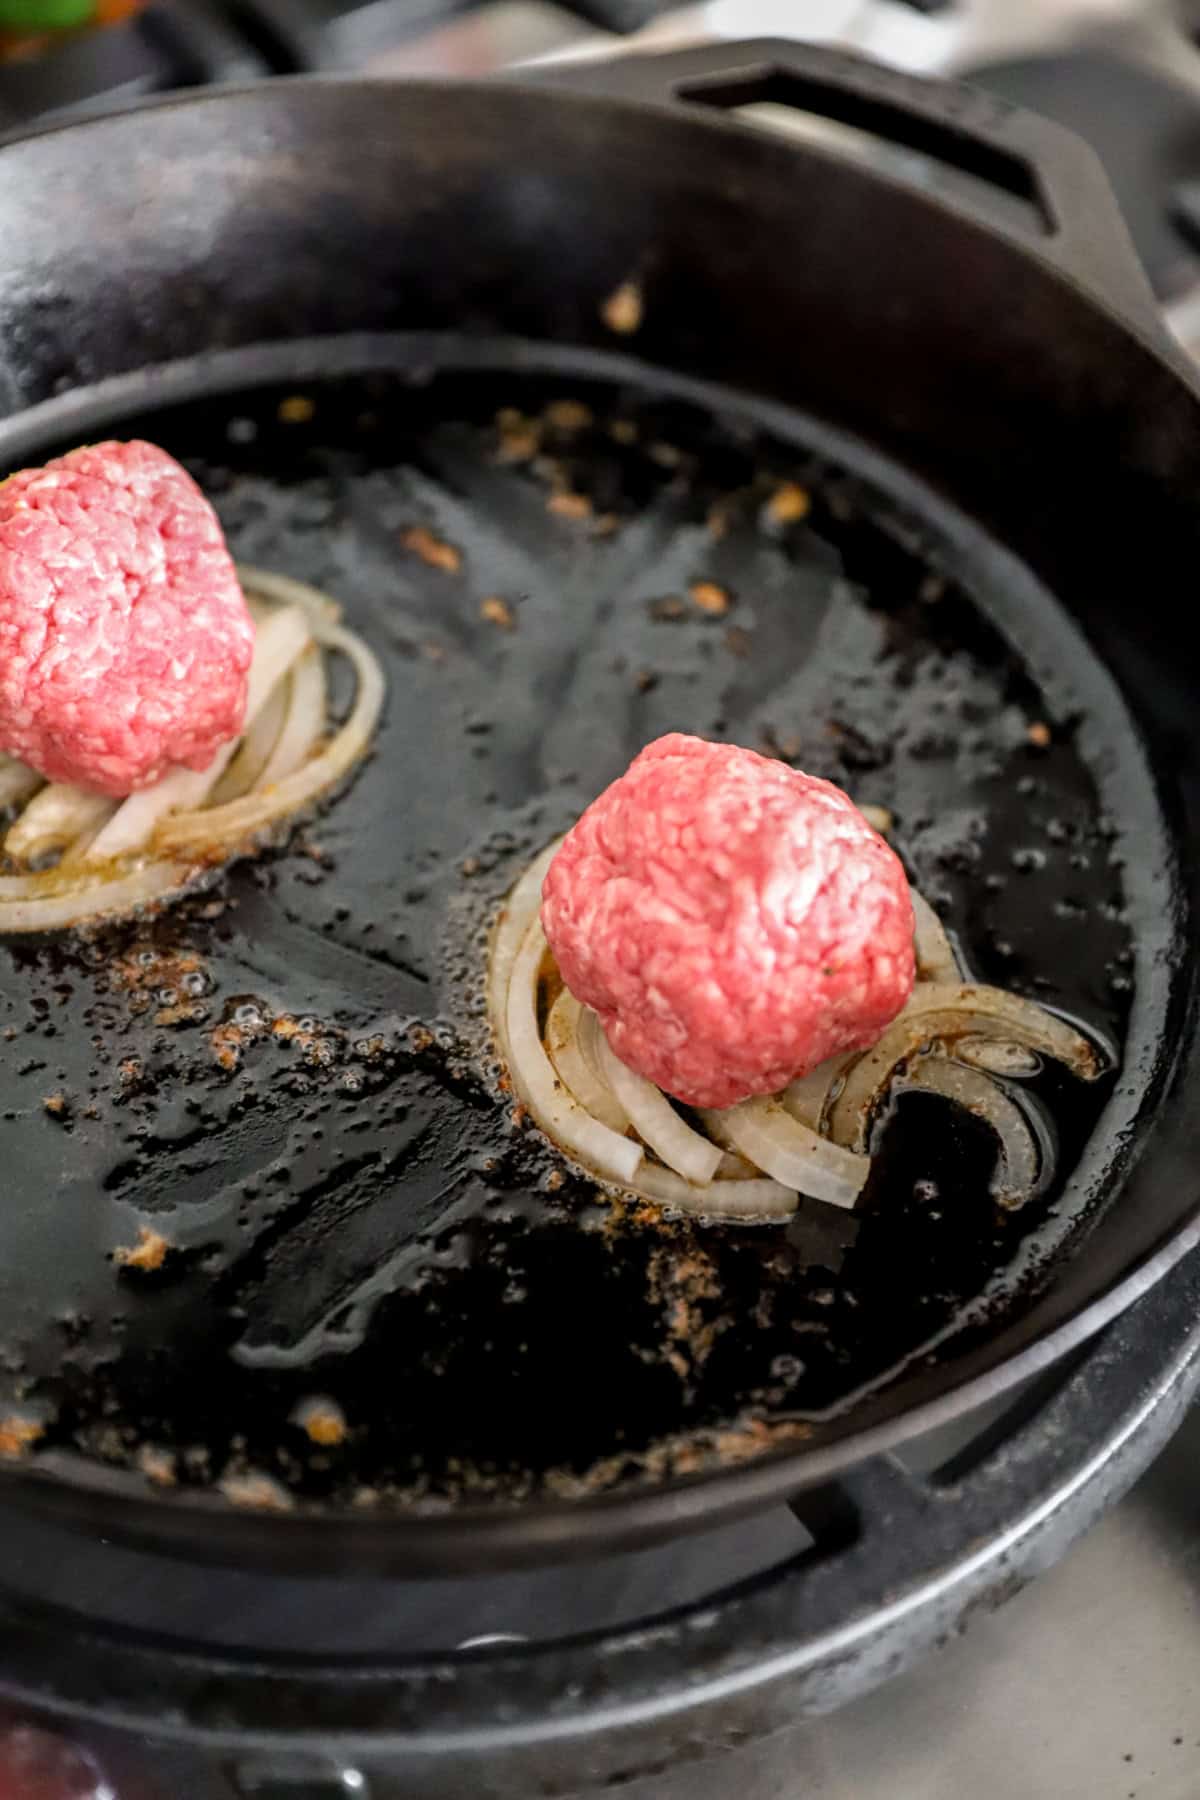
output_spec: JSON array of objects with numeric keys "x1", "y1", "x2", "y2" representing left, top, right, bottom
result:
[{"x1": 0, "y1": 355, "x2": 1158, "y2": 1523}]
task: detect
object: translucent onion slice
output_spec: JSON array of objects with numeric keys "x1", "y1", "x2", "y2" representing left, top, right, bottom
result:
[
  {"x1": 544, "y1": 989, "x2": 630, "y2": 1134},
  {"x1": 0, "y1": 856, "x2": 199, "y2": 933},
  {"x1": 209, "y1": 679, "x2": 289, "y2": 805},
  {"x1": 632, "y1": 1159, "x2": 798, "y2": 1220},
  {"x1": 595, "y1": 1029, "x2": 723, "y2": 1186},
  {"x1": 0, "y1": 756, "x2": 42, "y2": 810},
  {"x1": 911, "y1": 889, "x2": 961, "y2": 984},
  {"x1": 505, "y1": 918, "x2": 642, "y2": 1185},
  {"x1": 782, "y1": 1052, "x2": 854, "y2": 1132},
  {"x1": 235, "y1": 564, "x2": 342, "y2": 626},
  {"x1": 702, "y1": 1097, "x2": 869, "y2": 1210},
  {"x1": 955, "y1": 1036, "x2": 1040, "y2": 1077},
  {"x1": 859, "y1": 803, "x2": 894, "y2": 836},
  {"x1": 256, "y1": 647, "x2": 327, "y2": 789},
  {"x1": 487, "y1": 839, "x2": 561, "y2": 1063},
  {"x1": 154, "y1": 611, "x2": 383, "y2": 854},
  {"x1": 84, "y1": 604, "x2": 312, "y2": 864},
  {"x1": 5, "y1": 784, "x2": 115, "y2": 864},
  {"x1": 829, "y1": 983, "x2": 1101, "y2": 1153},
  {"x1": 902, "y1": 1056, "x2": 1045, "y2": 1208}
]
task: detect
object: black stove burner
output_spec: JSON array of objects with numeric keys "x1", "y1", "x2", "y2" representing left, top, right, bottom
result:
[{"x1": 2, "y1": 1243, "x2": 1198, "y2": 1798}]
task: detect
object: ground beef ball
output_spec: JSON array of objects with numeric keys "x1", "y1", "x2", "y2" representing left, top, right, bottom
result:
[
  {"x1": 0, "y1": 440, "x2": 254, "y2": 794},
  {"x1": 541, "y1": 733, "x2": 914, "y2": 1108}
]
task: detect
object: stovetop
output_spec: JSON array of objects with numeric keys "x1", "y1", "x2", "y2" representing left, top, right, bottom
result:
[{"x1": 3, "y1": 4, "x2": 1200, "y2": 1798}]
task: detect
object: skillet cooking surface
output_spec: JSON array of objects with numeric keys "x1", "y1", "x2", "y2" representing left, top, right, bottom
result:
[{"x1": 0, "y1": 356, "x2": 1153, "y2": 1514}]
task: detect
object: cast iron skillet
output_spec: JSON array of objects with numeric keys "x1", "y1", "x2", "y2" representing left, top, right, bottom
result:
[{"x1": 0, "y1": 41, "x2": 1199, "y2": 1574}]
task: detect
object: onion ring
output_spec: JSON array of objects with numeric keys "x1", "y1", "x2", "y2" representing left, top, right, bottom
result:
[
  {"x1": 5, "y1": 783, "x2": 115, "y2": 865},
  {"x1": 596, "y1": 1028, "x2": 723, "y2": 1186},
  {"x1": 0, "y1": 756, "x2": 43, "y2": 811},
  {"x1": 631, "y1": 1160, "x2": 798, "y2": 1220},
  {"x1": 84, "y1": 603, "x2": 313, "y2": 864},
  {"x1": 830, "y1": 983, "x2": 1100, "y2": 1153},
  {"x1": 901, "y1": 1056, "x2": 1047, "y2": 1207},
  {"x1": 782, "y1": 1052, "x2": 853, "y2": 1131},
  {"x1": 487, "y1": 839, "x2": 561, "y2": 1064},
  {"x1": 544, "y1": 988, "x2": 630, "y2": 1134},
  {"x1": 210, "y1": 678, "x2": 289, "y2": 805},
  {"x1": 154, "y1": 609, "x2": 384, "y2": 854},
  {"x1": 703, "y1": 1096, "x2": 869, "y2": 1210},
  {"x1": 505, "y1": 917, "x2": 642, "y2": 1185}
]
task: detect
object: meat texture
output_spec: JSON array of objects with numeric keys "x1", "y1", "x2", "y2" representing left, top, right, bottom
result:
[
  {"x1": 0, "y1": 440, "x2": 253, "y2": 795},
  {"x1": 542, "y1": 733, "x2": 914, "y2": 1108}
]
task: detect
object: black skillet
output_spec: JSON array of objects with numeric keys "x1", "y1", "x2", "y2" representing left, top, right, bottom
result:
[{"x1": 0, "y1": 40, "x2": 1198, "y2": 1575}]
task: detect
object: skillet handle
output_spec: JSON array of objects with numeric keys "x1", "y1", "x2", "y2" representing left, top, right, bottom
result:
[{"x1": 527, "y1": 38, "x2": 1165, "y2": 344}]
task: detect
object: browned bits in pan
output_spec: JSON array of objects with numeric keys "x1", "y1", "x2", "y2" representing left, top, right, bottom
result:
[
  {"x1": 648, "y1": 595, "x2": 687, "y2": 622},
  {"x1": 401, "y1": 525, "x2": 462, "y2": 573},
  {"x1": 138, "y1": 1445, "x2": 177, "y2": 1487},
  {"x1": 689, "y1": 580, "x2": 731, "y2": 616},
  {"x1": 277, "y1": 394, "x2": 315, "y2": 425},
  {"x1": 293, "y1": 1396, "x2": 349, "y2": 1447},
  {"x1": 547, "y1": 491, "x2": 592, "y2": 520},
  {"x1": 480, "y1": 595, "x2": 516, "y2": 630},
  {"x1": 601, "y1": 278, "x2": 643, "y2": 335},
  {"x1": 210, "y1": 1020, "x2": 249, "y2": 1071},
  {"x1": 765, "y1": 481, "x2": 811, "y2": 525},
  {"x1": 114, "y1": 1226, "x2": 172, "y2": 1273},
  {"x1": 494, "y1": 407, "x2": 541, "y2": 464},
  {"x1": 219, "y1": 1470, "x2": 295, "y2": 1511},
  {"x1": 707, "y1": 503, "x2": 731, "y2": 541},
  {"x1": 543, "y1": 399, "x2": 593, "y2": 433},
  {"x1": 609, "y1": 418, "x2": 639, "y2": 445},
  {"x1": 1027, "y1": 720, "x2": 1052, "y2": 748},
  {"x1": 41, "y1": 1091, "x2": 68, "y2": 1118},
  {"x1": 0, "y1": 1415, "x2": 43, "y2": 1460}
]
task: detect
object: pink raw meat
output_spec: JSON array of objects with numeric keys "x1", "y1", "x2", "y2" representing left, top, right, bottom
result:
[
  {"x1": 541, "y1": 733, "x2": 914, "y2": 1108},
  {"x1": 0, "y1": 440, "x2": 254, "y2": 795}
]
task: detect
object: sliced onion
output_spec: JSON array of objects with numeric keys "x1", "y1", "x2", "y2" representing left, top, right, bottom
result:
[
  {"x1": 702, "y1": 1097, "x2": 869, "y2": 1210},
  {"x1": 0, "y1": 756, "x2": 42, "y2": 810},
  {"x1": 955, "y1": 1035, "x2": 1040, "y2": 1077},
  {"x1": 595, "y1": 1029, "x2": 723, "y2": 1186},
  {"x1": 505, "y1": 917, "x2": 642, "y2": 1185},
  {"x1": 859, "y1": 803, "x2": 894, "y2": 835},
  {"x1": 829, "y1": 982, "x2": 1101, "y2": 1153},
  {"x1": 902, "y1": 1056, "x2": 1047, "y2": 1208},
  {"x1": 256, "y1": 647, "x2": 327, "y2": 789},
  {"x1": 210, "y1": 679, "x2": 289, "y2": 804},
  {"x1": 235, "y1": 563, "x2": 342, "y2": 626},
  {"x1": 911, "y1": 889, "x2": 961, "y2": 984},
  {"x1": 488, "y1": 839, "x2": 561, "y2": 1063},
  {"x1": 0, "y1": 856, "x2": 200, "y2": 932},
  {"x1": 154, "y1": 610, "x2": 383, "y2": 854},
  {"x1": 782, "y1": 1053, "x2": 853, "y2": 1131},
  {"x1": 5, "y1": 783, "x2": 115, "y2": 864},
  {"x1": 84, "y1": 604, "x2": 313, "y2": 864},
  {"x1": 544, "y1": 989, "x2": 630, "y2": 1134},
  {"x1": 632, "y1": 1159, "x2": 798, "y2": 1219}
]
